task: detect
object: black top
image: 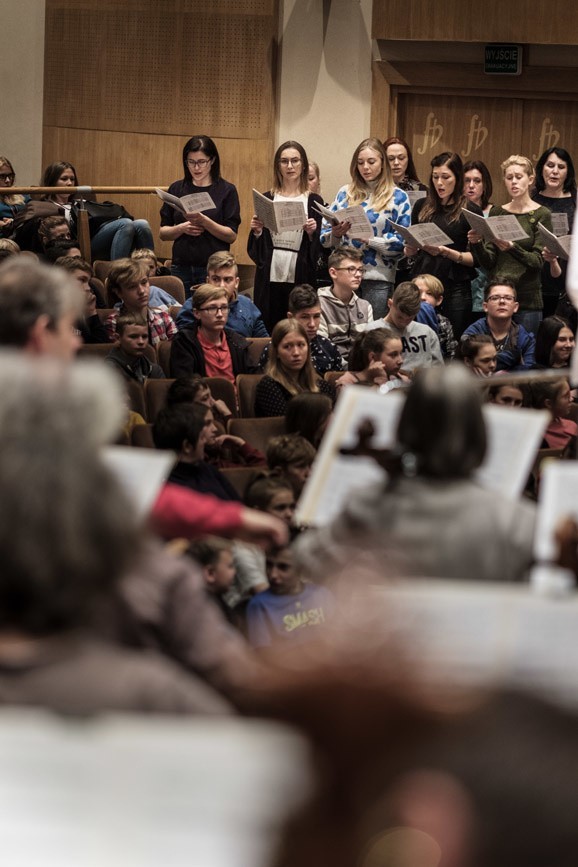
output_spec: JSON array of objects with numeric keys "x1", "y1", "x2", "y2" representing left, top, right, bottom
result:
[
  {"x1": 160, "y1": 178, "x2": 241, "y2": 267},
  {"x1": 168, "y1": 460, "x2": 240, "y2": 502},
  {"x1": 410, "y1": 199, "x2": 483, "y2": 289}
]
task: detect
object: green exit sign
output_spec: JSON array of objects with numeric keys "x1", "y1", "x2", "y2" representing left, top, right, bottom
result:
[{"x1": 484, "y1": 44, "x2": 522, "y2": 75}]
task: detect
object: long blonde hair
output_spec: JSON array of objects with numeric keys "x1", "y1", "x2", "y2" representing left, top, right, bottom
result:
[
  {"x1": 266, "y1": 319, "x2": 319, "y2": 396},
  {"x1": 346, "y1": 138, "x2": 395, "y2": 213}
]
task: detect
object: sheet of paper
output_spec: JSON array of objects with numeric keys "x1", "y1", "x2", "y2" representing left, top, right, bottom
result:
[
  {"x1": 534, "y1": 462, "x2": 578, "y2": 563},
  {"x1": 296, "y1": 390, "x2": 549, "y2": 526},
  {"x1": 314, "y1": 201, "x2": 339, "y2": 223},
  {"x1": 317, "y1": 203, "x2": 374, "y2": 240},
  {"x1": 390, "y1": 220, "x2": 453, "y2": 249},
  {"x1": 101, "y1": 446, "x2": 176, "y2": 520},
  {"x1": 536, "y1": 222, "x2": 572, "y2": 260},
  {"x1": 155, "y1": 188, "x2": 215, "y2": 215},
  {"x1": 475, "y1": 405, "x2": 550, "y2": 499},
  {"x1": 462, "y1": 208, "x2": 529, "y2": 242},
  {"x1": 405, "y1": 189, "x2": 427, "y2": 209},
  {"x1": 252, "y1": 189, "x2": 306, "y2": 234},
  {"x1": 551, "y1": 212, "x2": 569, "y2": 236}
]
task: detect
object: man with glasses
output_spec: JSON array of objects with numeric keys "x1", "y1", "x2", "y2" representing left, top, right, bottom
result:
[
  {"x1": 462, "y1": 279, "x2": 535, "y2": 371},
  {"x1": 317, "y1": 248, "x2": 374, "y2": 361},
  {"x1": 170, "y1": 282, "x2": 255, "y2": 379}
]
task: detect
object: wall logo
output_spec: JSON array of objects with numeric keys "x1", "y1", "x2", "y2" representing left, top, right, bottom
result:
[
  {"x1": 462, "y1": 115, "x2": 488, "y2": 157},
  {"x1": 533, "y1": 119, "x2": 560, "y2": 160},
  {"x1": 417, "y1": 112, "x2": 443, "y2": 155}
]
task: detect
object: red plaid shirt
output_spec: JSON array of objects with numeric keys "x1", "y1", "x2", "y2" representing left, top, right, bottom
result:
[{"x1": 106, "y1": 307, "x2": 177, "y2": 346}]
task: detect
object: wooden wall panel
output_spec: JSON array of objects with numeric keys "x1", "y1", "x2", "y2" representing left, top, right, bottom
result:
[
  {"x1": 43, "y1": 0, "x2": 278, "y2": 264},
  {"x1": 373, "y1": 0, "x2": 578, "y2": 44}
]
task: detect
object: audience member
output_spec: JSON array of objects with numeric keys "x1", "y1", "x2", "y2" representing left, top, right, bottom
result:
[
  {"x1": 0, "y1": 238, "x2": 20, "y2": 263},
  {"x1": 56, "y1": 256, "x2": 108, "y2": 343},
  {"x1": 167, "y1": 374, "x2": 233, "y2": 429},
  {"x1": 462, "y1": 279, "x2": 535, "y2": 370},
  {"x1": 412, "y1": 273, "x2": 458, "y2": 359},
  {"x1": 44, "y1": 239, "x2": 83, "y2": 263},
  {"x1": 317, "y1": 248, "x2": 373, "y2": 361},
  {"x1": 488, "y1": 382, "x2": 527, "y2": 408},
  {"x1": 285, "y1": 393, "x2": 333, "y2": 449},
  {"x1": 533, "y1": 315, "x2": 575, "y2": 370},
  {"x1": 338, "y1": 328, "x2": 407, "y2": 387},
  {"x1": 266, "y1": 434, "x2": 316, "y2": 498},
  {"x1": 105, "y1": 257, "x2": 177, "y2": 345},
  {"x1": 457, "y1": 333, "x2": 498, "y2": 377},
  {"x1": 255, "y1": 319, "x2": 334, "y2": 417},
  {"x1": 170, "y1": 282, "x2": 255, "y2": 380},
  {"x1": 531, "y1": 377, "x2": 577, "y2": 452},
  {"x1": 358, "y1": 281, "x2": 443, "y2": 372},
  {"x1": 177, "y1": 251, "x2": 268, "y2": 337},
  {"x1": 186, "y1": 537, "x2": 237, "y2": 622},
  {"x1": 0, "y1": 156, "x2": 29, "y2": 237},
  {"x1": 130, "y1": 248, "x2": 181, "y2": 309},
  {"x1": 106, "y1": 312, "x2": 165, "y2": 383}
]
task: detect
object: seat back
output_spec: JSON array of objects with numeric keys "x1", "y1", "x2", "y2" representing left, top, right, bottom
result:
[
  {"x1": 152, "y1": 275, "x2": 186, "y2": 306},
  {"x1": 236, "y1": 374, "x2": 264, "y2": 418},
  {"x1": 157, "y1": 340, "x2": 173, "y2": 376},
  {"x1": 205, "y1": 377, "x2": 238, "y2": 418},
  {"x1": 131, "y1": 423, "x2": 155, "y2": 448},
  {"x1": 144, "y1": 378, "x2": 175, "y2": 423},
  {"x1": 78, "y1": 342, "x2": 157, "y2": 366},
  {"x1": 228, "y1": 416, "x2": 286, "y2": 454},
  {"x1": 219, "y1": 466, "x2": 261, "y2": 500},
  {"x1": 247, "y1": 337, "x2": 269, "y2": 370}
]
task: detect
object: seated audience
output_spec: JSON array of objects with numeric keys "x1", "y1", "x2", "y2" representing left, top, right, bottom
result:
[
  {"x1": 170, "y1": 283, "x2": 255, "y2": 380},
  {"x1": 317, "y1": 248, "x2": 374, "y2": 361},
  {"x1": 296, "y1": 365, "x2": 536, "y2": 582},
  {"x1": 412, "y1": 273, "x2": 458, "y2": 359},
  {"x1": 338, "y1": 328, "x2": 407, "y2": 387},
  {"x1": 56, "y1": 256, "x2": 108, "y2": 342},
  {"x1": 38, "y1": 215, "x2": 72, "y2": 252},
  {"x1": 130, "y1": 248, "x2": 181, "y2": 310},
  {"x1": 105, "y1": 258, "x2": 177, "y2": 345},
  {"x1": 259, "y1": 284, "x2": 343, "y2": 374},
  {"x1": 106, "y1": 312, "x2": 165, "y2": 383},
  {"x1": 462, "y1": 279, "x2": 535, "y2": 370},
  {"x1": 177, "y1": 251, "x2": 268, "y2": 337},
  {"x1": 0, "y1": 156, "x2": 29, "y2": 237},
  {"x1": 357, "y1": 281, "x2": 443, "y2": 372},
  {"x1": 0, "y1": 257, "x2": 82, "y2": 359},
  {"x1": 488, "y1": 382, "x2": 527, "y2": 408},
  {"x1": 255, "y1": 319, "x2": 334, "y2": 417},
  {"x1": 228, "y1": 475, "x2": 297, "y2": 610},
  {"x1": 44, "y1": 239, "x2": 83, "y2": 263},
  {"x1": 186, "y1": 537, "x2": 237, "y2": 622},
  {"x1": 457, "y1": 333, "x2": 498, "y2": 377},
  {"x1": 285, "y1": 392, "x2": 333, "y2": 449},
  {"x1": 0, "y1": 238, "x2": 20, "y2": 263},
  {"x1": 153, "y1": 402, "x2": 240, "y2": 501},
  {"x1": 245, "y1": 539, "x2": 335, "y2": 649},
  {"x1": 531, "y1": 376, "x2": 577, "y2": 453},
  {"x1": 266, "y1": 434, "x2": 316, "y2": 498},
  {"x1": 533, "y1": 315, "x2": 575, "y2": 370},
  {"x1": 167, "y1": 374, "x2": 233, "y2": 429}
]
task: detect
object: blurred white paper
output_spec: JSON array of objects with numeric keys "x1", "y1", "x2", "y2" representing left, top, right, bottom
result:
[
  {"x1": 534, "y1": 461, "x2": 578, "y2": 563},
  {"x1": 102, "y1": 446, "x2": 175, "y2": 519}
]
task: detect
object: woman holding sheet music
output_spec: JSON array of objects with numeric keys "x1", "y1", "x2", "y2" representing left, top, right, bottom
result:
[
  {"x1": 407, "y1": 151, "x2": 480, "y2": 339},
  {"x1": 248, "y1": 140, "x2": 323, "y2": 333},
  {"x1": 320, "y1": 137, "x2": 410, "y2": 320},
  {"x1": 160, "y1": 135, "x2": 241, "y2": 298},
  {"x1": 468, "y1": 154, "x2": 552, "y2": 335},
  {"x1": 533, "y1": 147, "x2": 576, "y2": 317}
]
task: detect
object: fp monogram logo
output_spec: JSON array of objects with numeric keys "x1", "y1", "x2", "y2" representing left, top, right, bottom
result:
[
  {"x1": 417, "y1": 112, "x2": 443, "y2": 155},
  {"x1": 462, "y1": 115, "x2": 488, "y2": 158},
  {"x1": 532, "y1": 118, "x2": 560, "y2": 160}
]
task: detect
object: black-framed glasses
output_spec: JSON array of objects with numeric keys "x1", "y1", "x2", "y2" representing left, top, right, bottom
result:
[
  {"x1": 198, "y1": 304, "x2": 230, "y2": 314},
  {"x1": 279, "y1": 158, "x2": 302, "y2": 166},
  {"x1": 334, "y1": 266, "x2": 365, "y2": 276},
  {"x1": 187, "y1": 159, "x2": 212, "y2": 168},
  {"x1": 0, "y1": 173, "x2": 15, "y2": 183},
  {"x1": 487, "y1": 294, "x2": 516, "y2": 303}
]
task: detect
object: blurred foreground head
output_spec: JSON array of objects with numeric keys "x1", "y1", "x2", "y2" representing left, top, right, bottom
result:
[{"x1": 0, "y1": 353, "x2": 140, "y2": 634}]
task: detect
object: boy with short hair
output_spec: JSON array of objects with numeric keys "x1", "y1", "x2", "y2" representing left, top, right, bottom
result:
[
  {"x1": 105, "y1": 258, "x2": 177, "y2": 345},
  {"x1": 413, "y1": 273, "x2": 458, "y2": 360},
  {"x1": 130, "y1": 248, "x2": 180, "y2": 309},
  {"x1": 462, "y1": 279, "x2": 535, "y2": 371},
  {"x1": 259, "y1": 284, "x2": 343, "y2": 373},
  {"x1": 170, "y1": 283, "x2": 255, "y2": 379},
  {"x1": 177, "y1": 251, "x2": 268, "y2": 337},
  {"x1": 266, "y1": 434, "x2": 316, "y2": 497},
  {"x1": 245, "y1": 540, "x2": 334, "y2": 648},
  {"x1": 56, "y1": 255, "x2": 108, "y2": 343},
  {"x1": 358, "y1": 281, "x2": 443, "y2": 371},
  {"x1": 318, "y1": 248, "x2": 374, "y2": 361},
  {"x1": 187, "y1": 537, "x2": 237, "y2": 619},
  {"x1": 105, "y1": 312, "x2": 165, "y2": 383}
]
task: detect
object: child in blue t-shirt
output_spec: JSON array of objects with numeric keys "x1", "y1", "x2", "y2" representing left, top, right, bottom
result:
[{"x1": 245, "y1": 541, "x2": 334, "y2": 649}]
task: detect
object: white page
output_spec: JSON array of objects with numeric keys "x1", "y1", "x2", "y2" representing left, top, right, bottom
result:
[
  {"x1": 297, "y1": 391, "x2": 548, "y2": 526},
  {"x1": 101, "y1": 446, "x2": 175, "y2": 520},
  {"x1": 178, "y1": 191, "x2": 216, "y2": 213},
  {"x1": 318, "y1": 203, "x2": 374, "y2": 240},
  {"x1": 534, "y1": 462, "x2": 578, "y2": 563},
  {"x1": 462, "y1": 208, "x2": 529, "y2": 242},
  {"x1": 551, "y1": 212, "x2": 569, "y2": 236},
  {"x1": 155, "y1": 188, "x2": 186, "y2": 214},
  {"x1": 252, "y1": 189, "x2": 306, "y2": 234},
  {"x1": 390, "y1": 220, "x2": 453, "y2": 249},
  {"x1": 536, "y1": 222, "x2": 572, "y2": 260},
  {"x1": 314, "y1": 201, "x2": 338, "y2": 223},
  {"x1": 0, "y1": 714, "x2": 309, "y2": 867},
  {"x1": 475, "y1": 405, "x2": 550, "y2": 499}
]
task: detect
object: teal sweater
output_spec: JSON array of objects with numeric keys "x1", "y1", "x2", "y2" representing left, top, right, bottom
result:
[{"x1": 472, "y1": 205, "x2": 552, "y2": 311}]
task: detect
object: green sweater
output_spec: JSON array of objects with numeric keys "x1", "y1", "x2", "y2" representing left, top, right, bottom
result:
[{"x1": 472, "y1": 205, "x2": 552, "y2": 310}]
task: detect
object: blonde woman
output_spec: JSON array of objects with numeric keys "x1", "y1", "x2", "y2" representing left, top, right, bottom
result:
[
  {"x1": 0, "y1": 156, "x2": 29, "y2": 237},
  {"x1": 254, "y1": 319, "x2": 334, "y2": 417},
  {"x1": 469, "y1": 154, "x2": 552, "y2": 335},
  {"x1": 321, "y1": 137, "x2": 411, "y2": 319}
]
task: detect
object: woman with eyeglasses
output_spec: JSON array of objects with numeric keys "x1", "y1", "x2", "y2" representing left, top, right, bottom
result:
[
  {"x1": 0, "y1": 157, "x2": 30, "y2": 238},
  {"x1": 248, "y1": 140, "x2": 323, "y2": 333},
  {"x1": 320, "y1": 137, "x2": 411, "y2": 321},
  {"x1": 160, "y1": 135, "x2": 241, "y2": 299}
]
